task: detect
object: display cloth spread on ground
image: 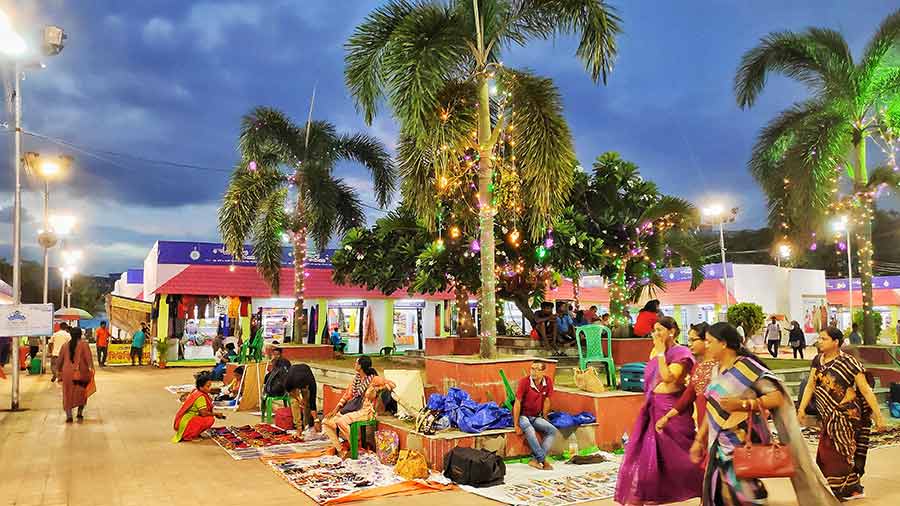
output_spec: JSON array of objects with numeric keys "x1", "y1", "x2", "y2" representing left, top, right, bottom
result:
[
  {"x1": 266, "y1": 452, "x2": 451, "y2": 504},
  {"x1": 459, "y1": 456, "x2": 620, "y2": 506},
  {"x1": 211, "y1": 424, "x2": 331, "y2": 460}
]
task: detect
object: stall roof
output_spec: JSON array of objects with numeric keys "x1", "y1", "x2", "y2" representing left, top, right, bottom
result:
[
  {"x1": 154, "y1": 264, "x2": 452, "y2": 300},
  {"x1": 546, "y1": 278, "x2": 732, "y2": 307},
  {"x1": 827, "y1": 289, "x2": 900, "y2": 307}
]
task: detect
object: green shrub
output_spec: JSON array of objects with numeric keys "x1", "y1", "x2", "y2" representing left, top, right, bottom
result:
[
  {"x1": 727, "y1": 303, "x2": 766, "y2": 337},
  {"x1": 852, "y1": 310, "x2": 883, "y2": 339}
]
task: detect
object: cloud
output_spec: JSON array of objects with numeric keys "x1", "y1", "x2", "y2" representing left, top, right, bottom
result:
[
  {"x1": 142, "y1": 17, "x2": 176, "y2": 47},
  {"x1": 186, "y1": 3, "x2": 263, "y2": 51}
]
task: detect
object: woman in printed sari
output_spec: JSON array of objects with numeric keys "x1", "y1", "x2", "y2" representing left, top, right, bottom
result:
[
  {"x1": 797, "y1": 327, "x2": 886, "y2": 501},
  {"x1": 692, "y1": 323, "x2": 839, "y2": 506},
  {"x1": 323, "y1": 356, "x2": 395, "y2": 458},
  {"x1": 172, "y1": 371, "x2": 225, "y2": 443},
  {"x1": 656, "y1": 322, "x2": 717, "y2": 433},
  {"x1": 614, "y1": 317, "x2": 703, "y2": 505}
]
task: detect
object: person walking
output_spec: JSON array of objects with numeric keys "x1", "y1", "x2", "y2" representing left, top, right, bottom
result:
[
  {"x1": 95, "y1": 321, "x2": 110, "y2": 367},
  {"x1": 59, "y1": 327, "x2": 94, "y2": 423},
  {"x1": 789, "y1": 320, "x2": 806, "y2": 359},
  {"x1": 615, "y1": 317, "x2": 703, "y2": 505},
  {"x1": 797, "y1": 327, "x2": 886, "y2": 501},
  {"x1": 655, "y1": 322, "x2": 716, "y2": 433},
  {"x1": 130, "y1": 323, "x2": 147, "y2": 366},
  {"x1": 691, "y1": 322, "x2": 839, "y2": 506},
  {"x1": 764, "y1": 316, "x2": 782, "y2": 358},
  {"x1": 49, "y1": 322, "x2": 71, "y2": 382},
  {"x1": 848, "y1": 322, "x2": 862, "y2": 346},
  {"x1": 513, "y1": 361, "x2": 559, "y2": 470}
]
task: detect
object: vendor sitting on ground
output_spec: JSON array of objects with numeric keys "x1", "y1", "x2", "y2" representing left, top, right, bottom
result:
[
  {"x1": 216, "y1": 366, "x2": 244, "y2": 402},
  {"x1": 324, "y1": 356, "x2": 395, "y2": 458},
  {"x1": 284, "y1": 363, "x2": 321, "y2": 433},
  {"x1": 172, "y1": 371, "x2": 225, "y2": 443},
  {"x1": 513, "y1": 361, "x2": 558, "y2": 470}
]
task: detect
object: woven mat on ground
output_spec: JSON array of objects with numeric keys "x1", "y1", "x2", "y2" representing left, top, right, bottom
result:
[
  {"x1": 267, "y1": 452, "x2": 452, "y2": 504},
  {"x1": 211, "y1": 424, "x2": 331, "y2": 460},
  {"x1": 459, "y1": 456, "x2": 620, "y2": 506},
  {"x1": 165, "y1": 384, "x2": 195, "y2": 396}
]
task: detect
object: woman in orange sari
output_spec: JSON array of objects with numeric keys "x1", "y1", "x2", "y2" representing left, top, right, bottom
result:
[
  {"x1": 59, "y1": 327, "x2": 94, "y2": 423},
  {"x1": 172, "y1": 371, "x2": 225, "y2": 442},
  {"x1": 324, "y1": 356, "x2": 395, "y2": 458}
]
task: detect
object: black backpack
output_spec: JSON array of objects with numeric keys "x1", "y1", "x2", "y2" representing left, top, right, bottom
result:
[
  {"x1": 264, "y1": 362, "x2": 290, "y2": 397},
  {"x1": 443, "y1": 447, "x2": 505, "y2": 487}
]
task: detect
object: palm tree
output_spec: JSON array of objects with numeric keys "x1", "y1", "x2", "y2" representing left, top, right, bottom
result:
[
  {"x1": 345, "y1": 0, "x2": 621, "y2": 357},
  {"x1": 735, "y1": 10, "x2": 900, "y2": 343},
  {"x1": 575, "y1": 152, "x2": 705, "y2": 325},
  {"x1": 219, "y1": 107, "x2": 395, "y2": 339}
]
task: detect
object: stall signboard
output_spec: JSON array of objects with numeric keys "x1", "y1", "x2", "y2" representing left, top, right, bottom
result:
[
  {"x1": 0, "y1": 304, "x2": 53, "y2": 337},
  {"x1": 106, "y1": 343, "x2": 151, "y2": 365},
  {"x1": 156, "y1": 241, "x2": 337, "y2": 269},
  {"x1": 395, "y1": 300, "x2": 426, "y2": 309},
  {"x1": 328, "y1": 300, "x2": 366, "y2": 309},
  {"x1": 261, "y1": 307, "x2": 293, "y2": 340}
]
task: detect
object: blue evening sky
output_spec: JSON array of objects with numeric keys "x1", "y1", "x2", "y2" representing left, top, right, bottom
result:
[{"x1": 1, "y1": 0, "x2": 897, "y2": 275}]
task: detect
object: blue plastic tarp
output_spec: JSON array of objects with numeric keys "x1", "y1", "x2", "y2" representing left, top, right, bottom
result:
[{"x1": 427, "y1": 387, "x2": 513, "y2": 434}]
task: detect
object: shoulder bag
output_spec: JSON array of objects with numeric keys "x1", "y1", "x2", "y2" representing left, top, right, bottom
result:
[{"x1": 732, "y1": 406, "x2": 795, "y2": 479}]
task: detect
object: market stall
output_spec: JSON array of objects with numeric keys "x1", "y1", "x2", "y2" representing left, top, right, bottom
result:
[
  {"x1": 327, "y1": 300, "x2": 365, "y2": 353},
  {"x1": 105, "y1": 295, "x2": 152, "y2": 365},
  {"x1": 393, "y1": 300, "x2": 424, "y2": 351}
]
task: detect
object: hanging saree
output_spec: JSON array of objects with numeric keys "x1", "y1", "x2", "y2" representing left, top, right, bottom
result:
[
  {"x1": 811, "y1": 352, "x2": 871, "y2": 499},
  {"x1": 172, "y1": 389, "x2": 215, "y2": 443},
  {"x1": 614, "y1": 344, "x2": 703, "y2": 505},
  {"x1": 704, "y1": 356, "x2": 840, "y2": 506}
]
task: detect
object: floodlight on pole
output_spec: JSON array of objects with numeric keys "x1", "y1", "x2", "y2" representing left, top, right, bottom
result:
[{"x1": 702, "y1": 201, "x2": 737, "y2": 314}]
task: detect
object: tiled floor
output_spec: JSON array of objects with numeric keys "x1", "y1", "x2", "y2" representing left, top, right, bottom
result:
[{"x1": 1, "y1": 365, "x2": 898, "y2": 505}]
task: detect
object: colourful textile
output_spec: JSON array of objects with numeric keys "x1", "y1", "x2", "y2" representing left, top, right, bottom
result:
[
  {"x1": 811, "y1": 352, "x2": 871, "y2": 498},
  {"x1": 673, "y1": 359, "x2": 717, "y2": 423},
  {"x1": 643, "y1": 344, "x2": 695, "y2": 395}
]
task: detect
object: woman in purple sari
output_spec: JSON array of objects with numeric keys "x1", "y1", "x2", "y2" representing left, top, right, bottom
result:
[{"x1": 615, "y1": 316, "x2": 704, "y2": 505}]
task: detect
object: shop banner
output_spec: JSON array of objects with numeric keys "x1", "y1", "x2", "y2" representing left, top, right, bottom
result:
[
  {"x1": 826, "y1": 275, "x2": 900, "y2": 291},
  {"x1": 156, "y1": 241, "x2": 337, "y2": 269},
  {"x1": 0, "y1": 304, "x2": 54, "y2": 337},
  {"x1": 126, "y1": 269, "x2": 144, "y2": 284},
  {"x1": 658, "y1": 263, "x2": 734, "y2": 282},
  {"x1": 110, "y1": 294, "x2": 152, "y2": 313},
  {"x1": 329, "y1": 300, "x2": 366, "y2": 309},
  {"x1": 395, "y1": 300, "x2": 426, "y2": 309},
  {"x1": 107, "y1": 343, "x2": 151, "y2": 365}
]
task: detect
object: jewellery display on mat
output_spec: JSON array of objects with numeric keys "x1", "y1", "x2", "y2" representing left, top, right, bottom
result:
[
  {"x1": 211, "y1": 424, "x2": 330, "y2": 460},
  {"x1": 268, "y1": 453, "x2": 406, "y2": 504}
]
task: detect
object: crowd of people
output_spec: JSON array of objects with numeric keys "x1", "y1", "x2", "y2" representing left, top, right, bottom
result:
[{"x1": 610, "y1": 318, "x2": 887, "y2": 505}]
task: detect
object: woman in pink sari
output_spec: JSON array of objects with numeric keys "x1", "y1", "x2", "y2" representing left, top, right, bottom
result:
[
  {"x1": 614, "y1": 317, "x2": 703, "y2": 505},
  {"x1": 172, "y1": 371, "x2": 225, "y2": 442}
]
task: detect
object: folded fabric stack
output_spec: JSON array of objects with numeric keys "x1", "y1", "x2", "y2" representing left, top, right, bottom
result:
[{"x1": 426, "y1": 387, "x2": 513, "y2": 434}]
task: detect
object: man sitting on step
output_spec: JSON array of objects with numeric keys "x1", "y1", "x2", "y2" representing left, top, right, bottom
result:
[{"x1": 513, "y1": 361, "x2": 559, "y2": 471}]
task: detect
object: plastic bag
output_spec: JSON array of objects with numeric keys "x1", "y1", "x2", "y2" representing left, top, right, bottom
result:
[
  {"x1": 375, "y1": 430, "x2": 400, "y2": 465},
  {"x1": 458, "y1": 402, "x2": 513, "y2": 433},
  {"x1": 548, "y1": 411, "x2": 578, "y2": 429},
  {"x1": 574, "y1": 411, "x2": 596, "y2": 425},
  {"x1": 426, "y1": 393, "x2": 446, "y2": 411}
]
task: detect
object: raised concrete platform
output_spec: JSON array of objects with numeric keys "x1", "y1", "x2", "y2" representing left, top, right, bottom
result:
[
  {"x1": 425, "y1": 356, "x2": 558, "y2": 405},
  {"x1": 424, "y1": 337, "x2": 481, "y2": 356},
  {"x1": 279, "y1": 344, "x2": 334, "y2": 361},
  {"x1": 496, "y1": 336, "x2": 653, "y2": 366}
]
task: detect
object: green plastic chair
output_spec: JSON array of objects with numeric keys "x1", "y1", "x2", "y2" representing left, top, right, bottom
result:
[
  {"x1": 349, "y1": 419, "x2": 378, "y2": 459},
  {"x1": 575, "y1": 324, "x2": 617, "y2": 388},
  {"x1": 261, "y1": 394, "x2": 290, "y2": 423},
  {"x1": 499, "y1": 369, "x2": 516, "y2": 411}
]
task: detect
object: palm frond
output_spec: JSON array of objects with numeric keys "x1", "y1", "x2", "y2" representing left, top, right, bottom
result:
[
  {"x1": 640, "y1": 195, "x2": 698, "y2": 228},
  {"x1": 867, "y1": 165, "x2": 900, "y2": 189},
  {"x1": 240, "y1": 107, "x2": 305, "y2": 165},
  {"x1": 336, "y1": 133, "x2": 397, "y2": 207},
  {"x1": 381, "y1": 3, "x2": 472, "y2": 139},
  {"x1": 860, "y1": 9, "x2": 900, "y2": 81},
  {"x1": 500, "y1": 67, "x2": 577, "y2": 237},
  {"x1": 251, "y1": 188, "x2": 288, "y2": 293},
  {"x1": 510, "y1": 0, "x2": 622, "y2": 84},
  {"x1": 662, "y1": 230, "x2": 706, "y2": 290},
  {"x1": 396, "y1": 134, "x2": 439, "y2": 230},
  {"x1": 735, "y1": 29, "x2": 855, "y2": 108},
  {"x1": 305, "y1": 173, "x2": 366, "y2": 251},
  {"x1": 219, "y1": 167, "x2": 284, "y2": 260}
]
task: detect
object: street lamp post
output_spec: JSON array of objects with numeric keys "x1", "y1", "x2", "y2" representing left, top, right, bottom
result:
[
  {"x1": 703, "y1": 204, "x2": 737, "y2": 315},
  {"x1": 2, "y1": 8, "x2": 67, "y2": 411},
  {"x1": 834, "y1": 217, "x2": 853, "y2": 326}
]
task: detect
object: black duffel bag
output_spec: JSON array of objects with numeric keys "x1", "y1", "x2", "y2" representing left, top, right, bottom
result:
[{"x1": 443, "y1": 447, "x2": 505, "y2": 487}]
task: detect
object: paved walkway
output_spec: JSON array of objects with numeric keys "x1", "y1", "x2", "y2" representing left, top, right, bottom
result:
[{"x1": 1, "y1": 366, "x2": 898, "y2": 506}]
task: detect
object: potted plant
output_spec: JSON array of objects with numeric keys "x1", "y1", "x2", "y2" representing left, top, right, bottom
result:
[{"x1": 155, "y1": 337, "x2": 171, "y2": 368}]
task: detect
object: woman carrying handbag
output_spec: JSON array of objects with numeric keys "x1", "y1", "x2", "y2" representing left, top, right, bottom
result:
[
  {"x1": 59, "y1": 327, "x2": 95, "y2": 423},
  {"x1": 691, "y1": 323, "x2": 839, "y2": 506}
]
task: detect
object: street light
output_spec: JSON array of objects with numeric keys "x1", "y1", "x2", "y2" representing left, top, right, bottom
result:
[
  {"x1": 2, "y1": 7, "x2": 67, "y2": 410},
  {"x1": 702, "y1": 203, "x2": 738, "y2": 313},
  {"x1": 833, "y1": 216, "x2": 853, "y2": 325},
  {"x1": 777, "y1": 243, "x2": 792, "y2": 267},
  {"x1": 25, "y1": 153, "x2": 73, "y2": 307},
  {"x1": 59, "y1": 265, "x2": 76, "y2": 309}
]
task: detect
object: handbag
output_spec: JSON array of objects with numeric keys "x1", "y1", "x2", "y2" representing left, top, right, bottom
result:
[
  {"x1": 732, "y1": 407, "x2": 795, "y2": 479},
  {"x1": 573, "y1": 367, "x2": 607, "y2": 393}
]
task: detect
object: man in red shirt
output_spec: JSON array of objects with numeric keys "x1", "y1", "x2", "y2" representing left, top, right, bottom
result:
[
  {"x1": 95, "y1": 321, "x2": 110, "y2": 367},
  {"x1": 513, "y1": 361, "x2": 558, "y2": 470}
]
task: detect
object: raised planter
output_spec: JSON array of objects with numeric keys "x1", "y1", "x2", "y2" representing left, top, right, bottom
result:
[
  {"x1": 606, "y1": 338, "x2": 654, "y2": 365},
  {"x1": 279, "y1": 344, "x2": 334, "y2": 362},
  {"x1": 424, "y1": 337, "x2": 481, "y2": 356},
  {"x1": 425, "y1": 356, "x2": 557, "y2": 405}
]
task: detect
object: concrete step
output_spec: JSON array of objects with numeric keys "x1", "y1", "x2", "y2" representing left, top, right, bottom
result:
[{"x1": 496, "y1": 336, "x2": 537, "y2": 348}]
